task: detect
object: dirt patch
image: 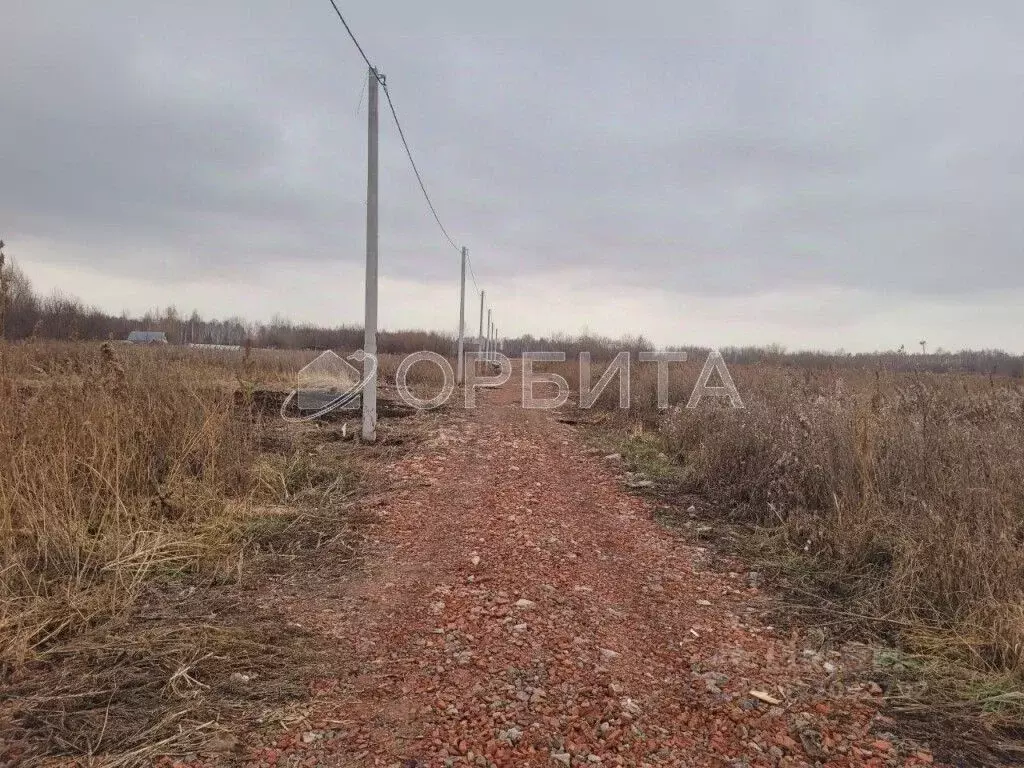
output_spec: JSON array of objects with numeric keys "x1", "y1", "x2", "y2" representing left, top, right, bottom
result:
[
  {"x1": 245, "y1": 387, "x2": 420, "y2": 424},
  {"x1": 3, "y1": 586, "x2": 317, "y2": 764}
]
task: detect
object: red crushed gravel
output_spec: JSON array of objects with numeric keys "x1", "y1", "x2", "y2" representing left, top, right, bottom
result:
[{"x1": 221, "y1": 377, "x2": 941, "y2": 767}]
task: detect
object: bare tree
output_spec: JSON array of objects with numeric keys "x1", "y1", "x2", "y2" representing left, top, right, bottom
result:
[
  {"x1": 0, "y1": 239, "x2": 7, "y2": 340},
  {"x1": 919, "y1": 340, "x2": 927, "y2": 355}
]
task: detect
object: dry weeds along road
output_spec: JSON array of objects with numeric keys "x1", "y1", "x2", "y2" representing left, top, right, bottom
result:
[{"x1": 224, "y1": 379, "x2": 939, "y2": 768}]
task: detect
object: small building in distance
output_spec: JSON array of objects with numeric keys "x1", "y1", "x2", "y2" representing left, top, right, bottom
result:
[{"x1": 126, "y1": 331, "x2": 168, "y2": 345}]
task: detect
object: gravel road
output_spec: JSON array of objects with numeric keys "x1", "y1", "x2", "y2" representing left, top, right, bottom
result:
[{"x1": 235, "y1": 375, "x2": 938, "y2": 768}]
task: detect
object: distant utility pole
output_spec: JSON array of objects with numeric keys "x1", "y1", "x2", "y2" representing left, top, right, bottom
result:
[
  {"x1": 487, "y1": 308, "x2": 492, "y2": 363},
  {"x1": 363, "y1": 68, "x2": 380, "y2": 442},
  {"x1": 456, "y1": 247, "x2": 467, "y2": 384},
  {"x1": 478, "y1": 289, "x2": 485, "y2": 357}
]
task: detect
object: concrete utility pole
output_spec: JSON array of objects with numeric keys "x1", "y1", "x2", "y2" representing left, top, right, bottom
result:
[
  {"x1": 478, "y1": 289, "x2": 485, "y2": 364},
  {"x1": 363, "y1": 68, "x2": 380, "y2": 442},
  {"x1": 486, "y1": 309, "x2": 492, "y2": 363},
  {"x1": 456, "y1": 247, "x2": 467, "y2": 384}
]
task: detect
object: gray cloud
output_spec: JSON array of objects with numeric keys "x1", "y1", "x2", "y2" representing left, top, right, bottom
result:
[{"x1": 2, "y1": 0, "x2": 1023, "y2": 300}]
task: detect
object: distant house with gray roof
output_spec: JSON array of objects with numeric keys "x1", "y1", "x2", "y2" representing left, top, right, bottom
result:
[{"x1": 126, "y1": 331, "x2": 168, "y2": 345}]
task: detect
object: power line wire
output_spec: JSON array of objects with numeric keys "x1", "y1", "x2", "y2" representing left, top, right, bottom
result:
[
  {"x1": 466, "y1": 250, "x2": 480, "y2": 293},
  {"x1": 323, "y1": 0, "x2": 490, "y2": 324},
  {"x1": 323, "y1": 0, "x2": 462, "y2": 255},
  {"x1": 325, "y1": 0, "x2": 379, "y2": 80},
  {"x1": 381, "y1": 83, "x2": 460, "y2": 253},
  {"x1": 356, "y1": 71, "x2": 367, "y2": 115}
]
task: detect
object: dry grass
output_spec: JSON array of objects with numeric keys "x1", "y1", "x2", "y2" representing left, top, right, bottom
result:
[
  {"x1": 666, "y1": 367, "x2": 1024, "y2": 667},
  {"x1": 562, "y1": 356, "x2": 1024, "y2": 752},
  {"x1": 0, "y1": 340, "x2": 439, "y2": 763},
  {"x1": 0, "y1": 342, "x2": 257, "y2": 668}
]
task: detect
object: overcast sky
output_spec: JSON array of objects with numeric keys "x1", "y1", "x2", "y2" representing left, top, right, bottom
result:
[{"x1": 3, "y1": 1, "x2": 1022, "y2": 351}]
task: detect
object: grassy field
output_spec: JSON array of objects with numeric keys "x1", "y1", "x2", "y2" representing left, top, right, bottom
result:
[
  {"x1": 561, "y1": 355, "x2": 1024, "y2": 750},
  {"x1": 0, "y1": 341, "x2": 444, "y2": 763},
  {"x1": 5, "y1": 341, "x2": 1023, "y2": 760}
]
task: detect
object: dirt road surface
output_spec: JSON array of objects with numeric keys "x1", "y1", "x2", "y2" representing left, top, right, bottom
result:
[{"x1": 235, "y1": 376, "x2": 937, "y2": 767}]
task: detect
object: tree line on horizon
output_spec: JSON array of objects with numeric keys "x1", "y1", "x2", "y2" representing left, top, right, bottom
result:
[{"x1": 0, "y1": 255, "x2": 1021, "y2": 376}]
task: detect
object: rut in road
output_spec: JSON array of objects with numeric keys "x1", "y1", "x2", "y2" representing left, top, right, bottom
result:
[{"x1": 249, "y1": 376, "x2": 927, "y2": 767}]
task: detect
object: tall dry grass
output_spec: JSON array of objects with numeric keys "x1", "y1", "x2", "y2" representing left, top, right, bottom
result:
[
  {"x1": 563, "y1": 355, "x2": 1024, "y2": 734},
  {"x1": 0, "y1": 341, "x2": 448, "y2": 667},
  {"x1": 0, "y1": 340, "x2": 444, "y2": 760},
  {"x1": 663, "y1": 367, "x2": 1024, "y2": 661},
  {"x1": 0, "y1": 342, "x2": 259, "y2": 668}
]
